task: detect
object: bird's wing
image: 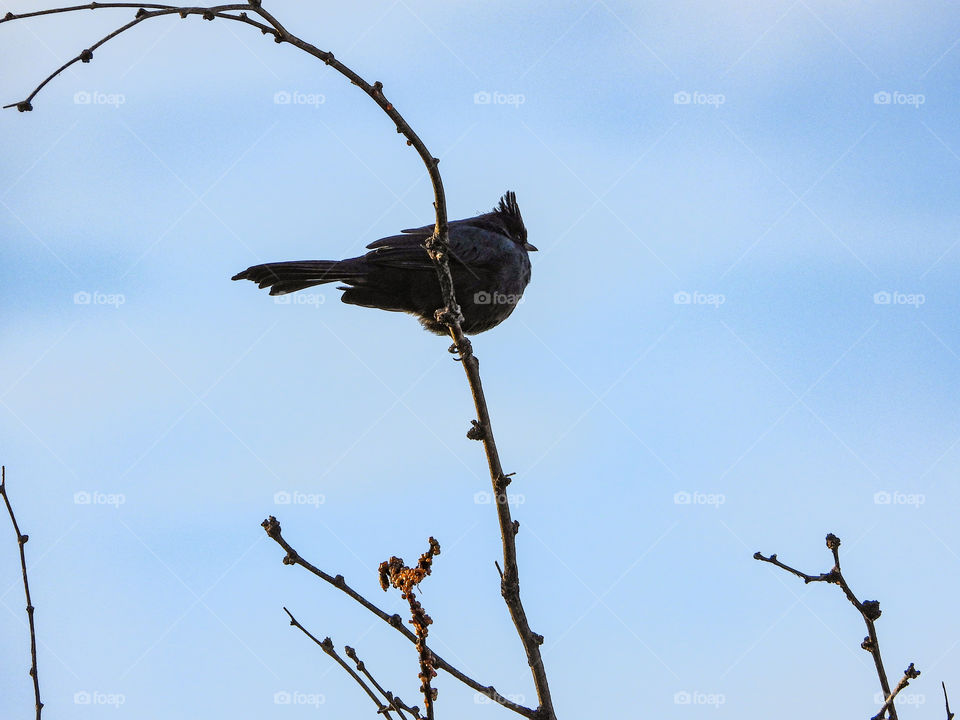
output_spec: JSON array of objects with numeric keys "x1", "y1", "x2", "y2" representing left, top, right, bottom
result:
[
  {"x1": 364, "y1": 221, "x2": 504, "y2": 271},
  {"x1": 364, "y1": 217, "x2": 488, "y2": 250}
]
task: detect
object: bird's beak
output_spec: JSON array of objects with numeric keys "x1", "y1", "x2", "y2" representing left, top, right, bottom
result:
[{"x1": 524, "y1": 242, "x2": 538, "y2": 252}]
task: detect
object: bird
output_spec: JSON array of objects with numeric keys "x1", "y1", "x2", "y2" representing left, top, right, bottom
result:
[{"x1": 232, "y1": 191, "x2": 536, "y2": 335}]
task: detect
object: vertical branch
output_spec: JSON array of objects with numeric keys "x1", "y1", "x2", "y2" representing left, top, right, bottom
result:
[
  {"x1": 1, "y1": 467, "x2": 43, "y2": 720},
  {"x1": 453, "y1": 328, "x2": 554, "y2": 717},
  {"x1": 380, "y1": 538, "x2": 441, "y2": 720}
]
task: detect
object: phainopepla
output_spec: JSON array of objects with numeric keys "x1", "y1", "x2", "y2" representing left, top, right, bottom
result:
[{"x1": 232, "y1": 191, "x2": 536, "y2": 335}]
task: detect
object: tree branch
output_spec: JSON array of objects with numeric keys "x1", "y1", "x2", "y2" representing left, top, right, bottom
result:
[
  {"x1": 283, "y1": 608, "x2": 397, "y2": 719},
  {"x1": 872, "y1": 664, "x2": 920, "y2": 720},
  {"x1": 346, "y1": 645, "x2": 423, "y2": 720},
  {"x1": 1, "y1": 467, "x2": 43, "y2": 720},
  {"x1": 263, "y1": 516, "x2": 536, "y2": 717},
  {"x1": 5, "y1": 4, "x2": 554, "y2": 714},
  {"x1": 756, "y1": 534, "x2": 909, "y2": 720},
  {"x1": 1, "y1": 4, "x2": 276, "y2": 111}
]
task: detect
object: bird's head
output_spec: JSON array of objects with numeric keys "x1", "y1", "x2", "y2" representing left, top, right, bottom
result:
[{"x1": 495, "y1": 191, "x2": 537, "y2": 252}]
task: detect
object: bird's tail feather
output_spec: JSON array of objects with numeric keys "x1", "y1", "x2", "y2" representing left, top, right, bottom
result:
[{"x1": 232, "y1": 260, "x2": 365, "y2": 295}]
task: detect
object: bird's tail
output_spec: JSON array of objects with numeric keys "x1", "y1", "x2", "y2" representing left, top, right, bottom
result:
[{"x1": 232, "y1": 260, "x2": 365, "y2": 295}]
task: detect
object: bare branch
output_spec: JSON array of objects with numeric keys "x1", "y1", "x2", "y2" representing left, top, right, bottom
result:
[
  {"x1": 756, "y1": 534, "x2": 900, "y2": 720},
  {"x1": 262, "y1": 517, "x2": 535, "y2": 716},
  {"x1": 282, "y1": 608, "x2": 397, "y2": 719},
  {"x1": 5, "y1": 3, "x2": 555, "y2": 713},
  {"x1": 1, "y1": 5, "x2": 276, "y2": 111},
  {"x1": 345, "y1": 645, "x2": 422, "y2": 720},
  {"x1": 1, "y1": 467, "x2": 43, "y2": 720},
  {"x1": 945, "y1": 682, "x2": 955, "y2": 720},
  {"x1": 872, "y1": 664, "x2": 921, "y2": 720}
]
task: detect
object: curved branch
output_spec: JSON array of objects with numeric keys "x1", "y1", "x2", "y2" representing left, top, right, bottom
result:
[
  {"x1": 1, "y1": 467, "x2": 43, "y2": 720},
  {"x1": 5, "y1": 5, "x2": 554, "y2": 714},
  {"x1": 2, "y1": 4, "x2": 274, "y2": 111}
]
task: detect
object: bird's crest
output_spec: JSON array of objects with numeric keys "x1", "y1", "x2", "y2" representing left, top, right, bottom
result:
[{"x1": 494, "y1": 191, "x2": 527, "y2": 243}]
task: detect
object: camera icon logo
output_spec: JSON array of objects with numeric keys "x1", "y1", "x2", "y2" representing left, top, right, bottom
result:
[{"x1": 874, "y1": 491, "x2": 892, "y2": 505}]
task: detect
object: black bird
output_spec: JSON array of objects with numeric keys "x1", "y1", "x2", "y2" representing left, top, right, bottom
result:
[{"x1": 232, "y1": 191, "x2": 536, "y2": 335}]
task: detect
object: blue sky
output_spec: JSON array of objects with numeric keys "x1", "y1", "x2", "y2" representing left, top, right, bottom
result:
[{"x1": 2, "y1": 1, "x2": 959, "y2": 717}]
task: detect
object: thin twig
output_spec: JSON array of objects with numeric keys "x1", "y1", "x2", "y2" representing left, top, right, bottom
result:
[
  {"x1": 262, "y1": 517, "x2": 534, "y2": 717},
  {"x1": 346, "y1": 645, "x2": 422, "y2": 720},
  {"x1": 283, "y1": 608, "x2": 396, "y2": 719},
  {"x1": 756, "y1": 534, "x2": 901, "y2": 720},
  {"x1": 872, "y1": 664, "x2": 921, "y2": 720},
  {"x1": 1, "y1": 5, "x2": 275, "y2": 110},
  {"x1": 1, "y1": 467, "x2": 43, "y2": 720},
  {"x1": 944, "y1": 682, "x2": 955, "y2": 720}
]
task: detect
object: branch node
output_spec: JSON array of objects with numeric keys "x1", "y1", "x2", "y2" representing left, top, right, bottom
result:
[
  {"x1": 862, "y1": 600, "x2": 882, "y2": 621},
  {"x1": 80, "y1": 48, "x2": 93, "y2": 63},
  {"x1": 466, "y1": 420, "x2": 485, "y2": 441},
  {"x1": 17, "y1": 101, "x2": 33, "y2": 112},
  {"x1": 135, "y1": 8, "x2": 147, "y2": 19}
]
